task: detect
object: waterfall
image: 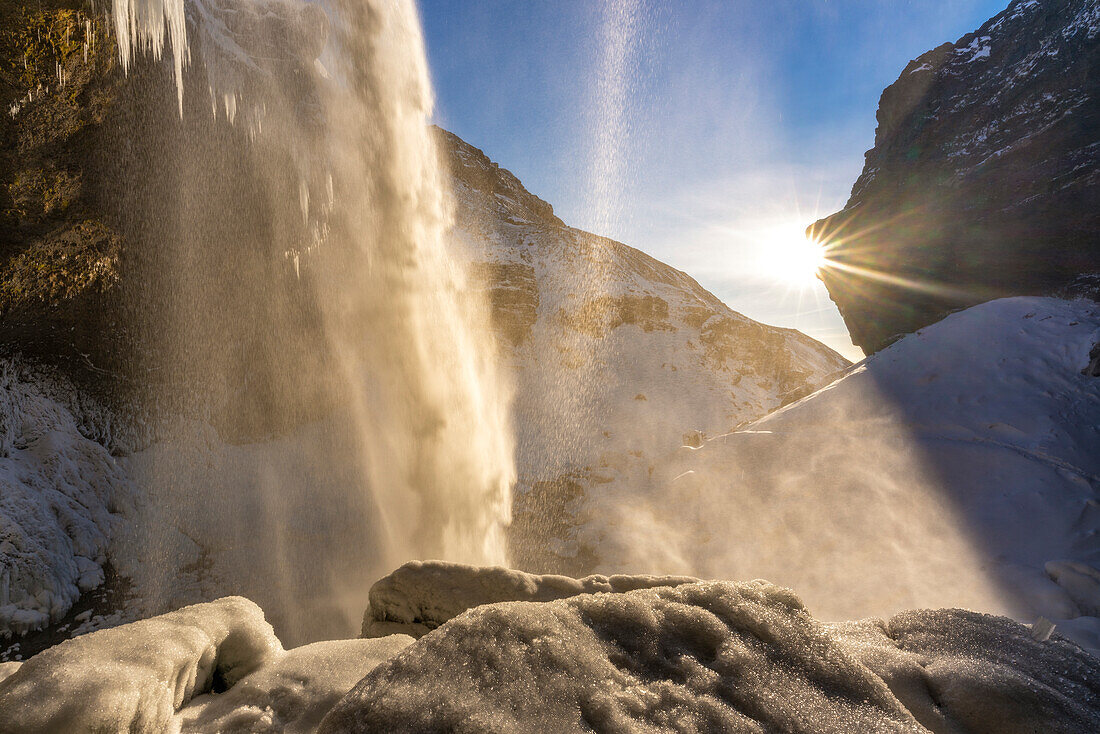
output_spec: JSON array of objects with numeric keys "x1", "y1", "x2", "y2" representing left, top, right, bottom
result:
[{"x1": 109, "y1": 0, "x2": 514, "y2": 641}]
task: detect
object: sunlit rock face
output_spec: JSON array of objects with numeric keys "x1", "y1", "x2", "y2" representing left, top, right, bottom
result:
[
  {"x1": 437, "y1": 130, "x2": 851, "y2": 576},
  {"x1": 812, "y1": 0, "x2": 1100, "y2": 353}
]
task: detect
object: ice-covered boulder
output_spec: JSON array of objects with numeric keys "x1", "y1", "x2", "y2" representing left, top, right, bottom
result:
[
  {"x1": 179, "y1": 636, "x2": 413, "y2": 733},
  {"x1": 4, "y1": 582, "x2": 1099, "y2": 732},
  {"x1": 0, "y1": 596, "x2": 281, "y2": 733},
  {"x1": 362, "y1": 560, "x2": 698, "y2": 637},
  {"x1": 837, "y1": 609, "x2": 1100, "y2": 733},
  {"x1": 0, "y1": 662, "x2": 20, "y2": 685},
  {"x1": 322, "y1": 580, "x2": 1100, "y2": 733},
  {"x1": 0, "y1": 594, "x2": 413, "y2": 733}
]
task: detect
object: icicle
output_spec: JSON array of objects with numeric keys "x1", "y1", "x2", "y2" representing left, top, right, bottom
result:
[
  {"x1": 1031, "y1": 617, "x2": 1056, "y2": 642},
  {"x1": 112, "y1": 0, "x2": 190, "y2": 115},
  {"x1": 298, "y1": 179, "x2": 309, "y2": 223}
]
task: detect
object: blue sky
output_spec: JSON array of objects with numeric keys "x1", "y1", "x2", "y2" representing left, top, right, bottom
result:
[{"x1": 419, "y1": 1, "x2": 1008, "y2": 360}]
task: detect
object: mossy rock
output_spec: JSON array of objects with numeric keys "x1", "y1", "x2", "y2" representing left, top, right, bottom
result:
[{"x1": 0, "y1": 218, "x2": 119, "y2": 313}]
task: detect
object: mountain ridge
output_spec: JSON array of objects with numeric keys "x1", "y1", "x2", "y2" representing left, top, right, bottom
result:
[{"x1": 812, "y1": 0, "x2": 1100, "y2": 352}]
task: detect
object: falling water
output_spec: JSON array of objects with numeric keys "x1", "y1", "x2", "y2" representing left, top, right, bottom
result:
[{"x1": 109, "y1": 0, "x2": 514, "y2": 640}]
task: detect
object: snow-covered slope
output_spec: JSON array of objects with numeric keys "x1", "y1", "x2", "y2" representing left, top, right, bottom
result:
[
  {"x1": 633, "y1": 297, "x2": 1100, "y2": 647},
  {"x1": 439, "y1": 130, "x2": 850, "y2": 575}
]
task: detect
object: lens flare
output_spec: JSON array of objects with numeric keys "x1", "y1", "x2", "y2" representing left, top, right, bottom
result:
[{"x1": 757, "y1": 223, "x2": 828, "y2": 287}]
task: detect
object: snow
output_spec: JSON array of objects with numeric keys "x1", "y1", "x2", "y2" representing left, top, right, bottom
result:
[
  {"x1": 1046, "y1": 561, "x2": 1100, "y2": 617},
  {"x1": 362, "y1": 560, "x2": 697, "y2": 637},
  {"x1": 0, "y1": 662, "x2": 19, "y2": 685},
  {"x1": 0, "y1": 596, "x2": 281, "y2": 733},
  {"x1": 648, "y1": 297, "x2": 1100, "y2": 644},
  {"x1": 956, "y1": 35, "x2": 992, "y2": 63},
  {"x1": 179, "y1": 636, "x2": 413, "y2": 733},
  {"x1": 320, "y1": 580, "x2": 1100, "y2": 733},
  {"x1": 4, "y1": 573, "x2": 1099, "y2": 731},
  {"x1": 1064, "y1": 1, "x2": 1100, "y2": 40},
  {"x1": 0, "y1": 360, "x2": 134, "y2": 637}
]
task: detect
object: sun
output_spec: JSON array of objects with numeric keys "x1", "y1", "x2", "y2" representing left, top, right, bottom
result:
[{"x1": 755, "y1": 223, "x2": 828, "y2": 288}]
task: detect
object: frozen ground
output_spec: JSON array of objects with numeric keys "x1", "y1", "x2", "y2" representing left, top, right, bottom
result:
[{"x1": 2, "y1": 567, "x2": 1097, "y2": 732}]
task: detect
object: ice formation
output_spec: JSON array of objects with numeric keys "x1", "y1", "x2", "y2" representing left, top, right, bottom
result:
[
  {"x1": 179, "y1": 636, "x2": 413, "y2": 732},
  {"x1": 0, "y1": 360, "x2": 133, "y2": 635},
  {"x1": 4, "y1": 572, "x2": 1098, "y2": 732},
  {"x1": 322, "y1": 579, "x2": 1100, "y2": 733},
  {"x1": 362, "y1": 560, "x2": 697, "y2": 637},
  {"x1": 0, "y1": 595, "x2": 413, "y2": 733},
  {"x1": 112, "y1": 0, "x2": 189, "y2": 112},
  {"x1": 0, "y1": 596, "x2": 281, "y2": 733}
]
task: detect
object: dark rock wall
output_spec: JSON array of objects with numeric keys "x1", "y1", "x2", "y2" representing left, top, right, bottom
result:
[
  {"x1": 812, "y1": 0, "x2": 1100, "y2": 353},
  {"x1": 0, "y1": 1, "x2": 133, "y2": 390},
  {"x1": 0, "y1": 2, "x2": 335, "y2": 439}
]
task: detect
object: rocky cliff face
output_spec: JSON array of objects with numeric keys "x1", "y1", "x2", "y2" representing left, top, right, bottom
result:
[
  {"x1": 812, "y1": 0, "x2": 1100, "y2": 353},
  {"x1": 0, "y1": 1, "x2": 134, "y2": 390}
]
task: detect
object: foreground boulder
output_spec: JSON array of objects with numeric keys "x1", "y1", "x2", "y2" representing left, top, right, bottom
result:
[
  {"x1": 811, "y1": 0, "x2": 1100, "y2": 353},
  {"x1": 3, "y1": 572, "x2": 1099, "y2": 732},
  {"x1": 0, "y1": 595, "x2": 411, "y2": 733},
  {"x1": 0, "y1": 597, "x2": 281, "y2": 733},
  {"x1": 362, "y1": 560, "x2": 697, "y2": 637},
  {"x1": 324, "y1": 579, "x2": 1100, "y2": 734}
]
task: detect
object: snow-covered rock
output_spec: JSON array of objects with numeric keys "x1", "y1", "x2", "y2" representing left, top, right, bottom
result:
[
  {"x1": 362, "y1": 560, "x2": 697, "y2": 637},
  {"x1": 5, "y1": 574, "x2": 1098, "y2": 732},
  {"x1": 0, "y1": 596, "x2": 280, "y2": 733},
  {"x1": 178, "y1": 636, "x2": 413, "y2": 733},
  {"x1": 0, "y1": 359, "x2": 134, "y2": 636},
  {"x1": 646, "y1": 297, "x2": 1100, "y2": 645},
  {"x1": 0, "y1": 594, "x2": 411, "y2": 733},
  {"x1": 438, "y1": 130, "x2": 850, "y2": 576},
  {"x1": 321, "y1": 579, "x2": 1100, "y2": 734}
]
